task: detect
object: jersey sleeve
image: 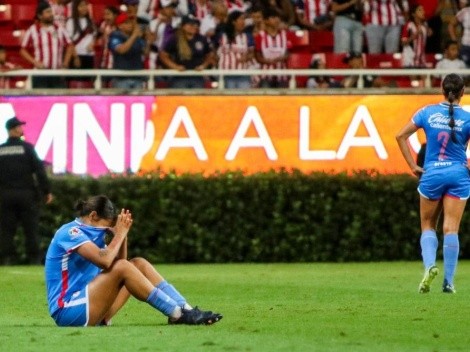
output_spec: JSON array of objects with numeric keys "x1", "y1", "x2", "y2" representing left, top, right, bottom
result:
[
  {"x1": 411, "y1": 107, "x2": 426, "y2": 128},
  {"x1": 57, "y1": 226, "x2": 91, "y2": 253}
]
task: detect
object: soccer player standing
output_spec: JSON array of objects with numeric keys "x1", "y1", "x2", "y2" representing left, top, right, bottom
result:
[{"x1": 396, "y1": 74, "x2": 470, "y2": 294}]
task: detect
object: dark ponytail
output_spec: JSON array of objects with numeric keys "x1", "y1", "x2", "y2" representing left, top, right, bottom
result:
[
  {"x1": 448, "y1": 91, "x2": 457, "y2": 143},
  {"x1": 74, "y1": 195, "x2": 118, "y2": 221},
  {"x1": 442, "y1": 73, "x2": 464, "y2": 143}
]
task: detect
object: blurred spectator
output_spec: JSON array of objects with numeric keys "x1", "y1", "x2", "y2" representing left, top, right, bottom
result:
[
  {"x1": 65, "y1": 0, "x2": 97, "y2": 87},
  {"x1": 435, "y1": 40, "x2": 466, "y2": 81},
  {"x1": 216, "y1": 10, "x2": 254, "y2": 88},
  {"x1": 331, "y1": 0, "x2": 364, "y2": 53},
  {"x1": 137, "y1": 0, "x2": 160, "y2": 22},
  {"x1": 306, "y1": 54, "x2": 339, "y2": 88},
  {"x1": 48, "y1": 0, "x2": 73, "y2": 27},
  {"x1": 401, "y1": 4, "x2": 431, "y2": 68},
  {"x1": 200, "y1": 0, "x2": 229, "y2": 42},
  {"x1": 448, "y1": 0, "x2": 470, "y2": 66},
  {"x1": 123, "y1": 0, "x2": 140, "y2": 17},
  {"x1": 245, "y1": 5, "x2": 265, "y2": 35},
  {"x1": 225, "y1": 0, "x2": 249, "y2": 12},
  {"x1": 363, "y1": 0, "x2": 409, "y2": 54},
  {"x1": 123, "y1": 0, "x2": 153, "y2": 34},
  {"x1": 294, "y1": 0, "x2": 334, "y2": 31},
  {"x1": 340, "y1": 51, "x2": 389, "y2": 88},
  {"x1": 108, "y1": 12, "x2": 151, "y2": 89},
  {"x1": 20, "y1": 2, "x2": 74, "y2": 88},
  {"x1": 188, "y1": 0, "x2": 212, "y2": 20},
  {"x1": 254, "y1": 8, "x2": 289, "y2": 88},
  {"x1": 97, "y1": 6, "x2": 120, "y2": 70},
  {"x1": 159, "y1": 14, "x2": 214, "y2": 88},
  {"x1": 0, "y1": 46, "x2": 21, "y2": 89},
  {"x1": 438, "y1": 0, "x2": 460, "y2": 52},
  {"x1": 245, "y1": 6, "x2": 264, "y2": 87},
  {"x1": 257, "y1": 0, "x2": 297, "y2": 28},
  {"x1": 148, "y1": 0, "x2": 180, "y2": 69}
]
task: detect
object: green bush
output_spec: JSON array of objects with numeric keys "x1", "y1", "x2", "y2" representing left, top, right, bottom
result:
[{"x1": 36, "y1": 170, "x2": 462, "y2": 263}]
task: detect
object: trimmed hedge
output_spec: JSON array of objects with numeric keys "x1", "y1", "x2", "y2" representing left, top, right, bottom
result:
[{"x1": 34, "y1": 170, "x2": 466, "y2": 263}]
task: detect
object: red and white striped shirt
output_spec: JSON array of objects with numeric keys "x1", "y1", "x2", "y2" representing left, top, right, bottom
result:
[
  {"x1": 401, "y1": 20, "x2": 427, "y2": 67},
  {"x1": 190, "y1": 0, "x2": 211, "y2": 20},
  {"x1": 218, "y1": 32, "x2": 253, "y2": 69},
  {"x1": 255, "y1": 29, "x2": 289, "y2": 81},
  {"x1": 48, "y1": 1, "x2": 72, "y2": 27},
  {"x1": 138, "y1": 0, "x2": 159, "y2": 21},
  {"x1": 225, "y1": 0, "x2": 246, "y2": 12},
  {"x1": 363, "y1": 0, "x2": 408, "y2": 26},
  {"x1": 297, "y1": 0, "x2": 331, "y2": 25},
  {"x1": 98, "y1": 21, "x2": 115, "y2": 69},
  {"x1": 21, "y1": 23, "x2": 72, "y2": 69}
]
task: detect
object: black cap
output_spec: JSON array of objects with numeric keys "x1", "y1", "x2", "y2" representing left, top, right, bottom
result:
[
  {"x1": 36, "y1": 1, "x2": 52, "y2": 16},
  {"x1": 5, "y1": 117, "x2": 26, "y2": 130},
  {"x1": 181, "y1": 14, "x2": 200, "y2": 26}
]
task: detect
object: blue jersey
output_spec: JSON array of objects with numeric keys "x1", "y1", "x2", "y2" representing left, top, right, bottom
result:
[
  {"x1": 44, "y1": 219, "x2": 107, "y2": 316},
  {"x1": 413, "y1": 102, "x2": 470, "y2": 170}
]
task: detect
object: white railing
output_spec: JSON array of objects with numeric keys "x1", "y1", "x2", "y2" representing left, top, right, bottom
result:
[{"x1": 1, "y1": 68, "x2": 469, "y2": 92}]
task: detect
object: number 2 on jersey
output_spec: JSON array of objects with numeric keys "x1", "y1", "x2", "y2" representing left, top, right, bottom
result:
[{"x1": 438, "y1": 131, "x2": 450, "y2": 161}]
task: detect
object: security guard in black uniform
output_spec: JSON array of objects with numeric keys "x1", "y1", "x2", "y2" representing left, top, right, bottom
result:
[{"x1": 0, "y1": 117, "x2": 53, "y2": 265}]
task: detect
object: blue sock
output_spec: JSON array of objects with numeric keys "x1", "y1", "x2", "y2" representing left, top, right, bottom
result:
[
  {"x1": 146, "y1": 288, "x2": 178, "y2": 316},
  {"x1": 420, "y1": 229, "x2": 438, "y2": 269},
  {"x1": 443, "y1": 234, "x2": 459, "y2": 285},
  {"x1": 156, "y1": 280, "x2": 187, "y2": 307}
]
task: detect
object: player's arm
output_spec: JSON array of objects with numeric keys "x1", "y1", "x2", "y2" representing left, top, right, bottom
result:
[
  {"x1": 117, "y1": 237, "x2": 128, "y2": 260},
  {"x1": 76, "y1": 210, "x2": 133, "y2": 268},
  {"x1": 396, "y1": 121, "x2": 422, "y2": 176}
]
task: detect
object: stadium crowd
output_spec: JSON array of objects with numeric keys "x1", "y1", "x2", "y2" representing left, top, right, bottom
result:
[{"x1": 0, "y1": 0, "x2": 467, "y2": 89}]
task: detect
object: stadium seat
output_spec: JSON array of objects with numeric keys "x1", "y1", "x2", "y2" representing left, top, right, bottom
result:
[
  {"x1": 323, "y1": 52, "x2": 349, "y2": 69},
  {"x1": 91, "y1": 4, "x2": 108, "y2": 23},
  {"x1": 5, "y1": 50, "x2": 31, "y2": 68},
  {"x1": 0, "y1": 29, "x2": 24, "y2": 49},
  {"x1": 366, "y1": 53, "x2": 402, "y2": 69},
  {"x1": 0, "y1": 4, "x2": 12, "y2": 25},
  {"x1": 309, "y1": 30, "x2": 334, "y2": 53},
  {"x1": 425, "y1": 53, "x2": 442, "y2": 68},
  {"x1": 11, "y1": 4, "x2": 36, "y2": 29},
  {"x1": 287, "y1": 52, "x2": 312, "y2": 87},
  {"x1": 287, "y1": 30, "x2": 310, "y2": 53}
]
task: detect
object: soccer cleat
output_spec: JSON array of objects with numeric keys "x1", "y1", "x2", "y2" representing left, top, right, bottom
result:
[
  {"x1": 418, "y1": 265, "x2": 439, "y2": 293},
  {"x1": 442, "y1": 281, "x2": 456, "y2": 294},
  {"x1": 168, "y1": 307, "x2": 223, "y2": 325}
]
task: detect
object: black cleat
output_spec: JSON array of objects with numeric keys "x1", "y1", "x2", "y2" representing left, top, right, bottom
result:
[{"x1": 168, "y1": 307, "x2": 223, "y2": 325}]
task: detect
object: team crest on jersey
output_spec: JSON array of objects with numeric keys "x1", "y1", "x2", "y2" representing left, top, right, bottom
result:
[
  {"x1": 195, "y1": 41, "x2": 203, "y2": 51},
  {"x1": 68, "y1": 227, "x2": 81, "y2": 239}
]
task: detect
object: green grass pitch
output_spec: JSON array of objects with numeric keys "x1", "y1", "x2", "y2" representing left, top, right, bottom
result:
[{"x1": 1, "y1": 262, "x2": 470, "y2": 352}]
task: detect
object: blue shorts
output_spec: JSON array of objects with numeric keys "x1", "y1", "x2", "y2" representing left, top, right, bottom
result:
[
  {"x1": 51, "y1": 286, "x2": 89, "y2": 327},
  {"x1": 418, "y1": 163, "x2": 470, "y2": 201}
]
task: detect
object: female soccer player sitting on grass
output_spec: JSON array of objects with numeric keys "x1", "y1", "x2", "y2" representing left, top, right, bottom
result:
[
  {"x1": 396, "y1": 73, "x2": 470, "y2": 294},
  {"x1": 44, "y1": 195, "x2": 222, "y2": 326}
]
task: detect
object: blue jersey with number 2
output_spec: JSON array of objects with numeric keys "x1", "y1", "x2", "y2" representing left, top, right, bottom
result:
[{"x1": 413, "y1": 102, "x2": 470, "y2": 200}]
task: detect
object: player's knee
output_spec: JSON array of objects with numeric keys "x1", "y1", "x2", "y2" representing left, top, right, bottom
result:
[
  {"x1": 111, "y1": 258, "x2": 133, "y2": 274},
  {"x1": 129, "y1": 257, "x2": 151, "y2": 271}
]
